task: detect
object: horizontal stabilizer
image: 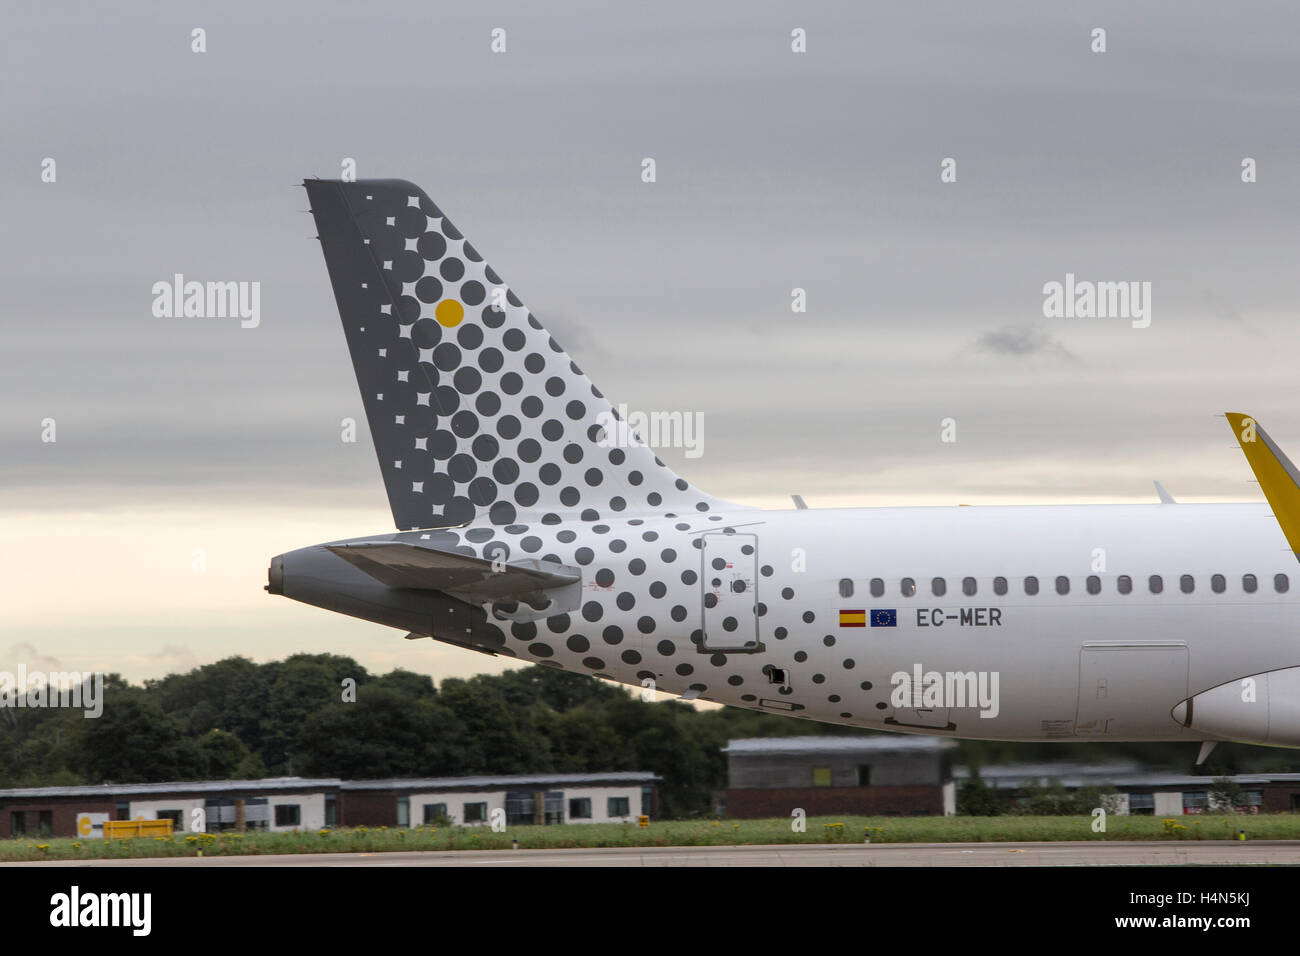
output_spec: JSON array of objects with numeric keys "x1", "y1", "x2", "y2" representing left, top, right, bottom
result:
[
  {"x1": 326, "y1": 542, "x2": 578, "y2": 595},
  {"x1": 1225, "y1": 412, "x2": 1300, "y2": 561}
]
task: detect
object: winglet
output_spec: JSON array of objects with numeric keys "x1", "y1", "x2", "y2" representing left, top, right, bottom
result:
[
  {"x1": 1154, "y1": 480, "x2": 1176, "y2": 504},
  {"x1": 1225, "y1": 412, "x2": 1300, "y2": 561}
]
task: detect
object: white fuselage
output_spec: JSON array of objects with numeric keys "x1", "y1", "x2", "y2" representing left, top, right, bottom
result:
[{"x1": 441, "y1": 501, "x2": 1298, "y2": 742}]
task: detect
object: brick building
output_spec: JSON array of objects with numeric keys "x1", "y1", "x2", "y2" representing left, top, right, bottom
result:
[
  {"x1": 0, "y1": 772, "x2": 658, "y2": 839},
  {"x1": 719, "y1": 736, "x2": 957, "y2": 817}
]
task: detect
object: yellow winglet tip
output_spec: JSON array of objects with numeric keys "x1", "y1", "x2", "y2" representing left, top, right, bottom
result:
[{"x1": 1224, "y1": 412, "x2": 1300, "y2": 558}]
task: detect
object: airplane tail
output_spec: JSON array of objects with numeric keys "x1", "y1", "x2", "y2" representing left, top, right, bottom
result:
[{"x1": 305, "y1": 178, "x2": 736, "y2": 530}]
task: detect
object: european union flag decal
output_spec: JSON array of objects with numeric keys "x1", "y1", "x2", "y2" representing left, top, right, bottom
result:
[{"x1": 870, "y1": 609, "x2": 897, "y2": 627}]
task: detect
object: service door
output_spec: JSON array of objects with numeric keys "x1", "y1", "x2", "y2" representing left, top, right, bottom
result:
[
  {"x1": 1075, "y1": 643, "x2": 1188, "y2": 737},
  {"x1": 699, "y1": 531, "x2": 762, "y2": 652}
]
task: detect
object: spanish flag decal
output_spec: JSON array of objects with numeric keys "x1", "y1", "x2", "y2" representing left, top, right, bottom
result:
[{"x1": 839, "y1": 609, "x2": 866, "y2": 628}]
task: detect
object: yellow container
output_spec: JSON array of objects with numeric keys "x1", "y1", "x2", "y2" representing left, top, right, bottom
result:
[{"x1": 103, "y1": 819, "x2": 175, "y2": 839}]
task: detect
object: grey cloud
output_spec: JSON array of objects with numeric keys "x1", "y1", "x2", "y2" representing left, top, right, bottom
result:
[{"x1": 972, "y1": 325, "x2": 1080, "y2": 362}]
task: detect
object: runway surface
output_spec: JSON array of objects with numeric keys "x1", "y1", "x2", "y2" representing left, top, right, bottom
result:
[{"x1": 9, "y1": 840, "x2": 1300, "y2": 866}]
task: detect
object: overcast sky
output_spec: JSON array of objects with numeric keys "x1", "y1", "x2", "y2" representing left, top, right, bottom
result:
[{"x1": 3, "y1": 1, "x2": 1299, "y2": 683}]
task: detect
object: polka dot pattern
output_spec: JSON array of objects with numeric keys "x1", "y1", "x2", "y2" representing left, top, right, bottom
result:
[{"x1": 311, "y1": 179, "x2": 735, "y2": 530}]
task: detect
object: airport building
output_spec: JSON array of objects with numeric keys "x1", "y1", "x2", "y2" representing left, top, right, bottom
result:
[
  {"x1": 0, "y1": 772, "x2": 658, "y2": 839},
  {"x1": 953, "y1": 761, "x2": 1300, "y2": 814},
  {"x1": 719, "y1": 736, "x2": 958, "y2": 817}
]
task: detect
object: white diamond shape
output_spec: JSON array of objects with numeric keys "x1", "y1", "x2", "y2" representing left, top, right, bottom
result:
[
  {"x1": 399, "y1": 325, "x2": 412, "y2": 338},
  {"x1": 385, "y1": 216, "x2": 395, "y2": 225},
  {"x1": 418, "y1": 347, "x2": 434, "y2": 362},
  {"x1": 412, "y1": 481, "x2": 423, "y2": 492},
  {"x1": 377, "y1": 348, "x2": 387, "y2": 357},
  {"x1": 394, "y1": 460, "x2": 402, "y2": 468},
  {"x1": 398, "y1": 370, "x2": 409, "y2": 382},
  {"x1": 405, "y1": 236, "x2": 418, "y2": 251},
  {"x1": 395, "y1": 415, "x2": 405, "y2": 424},
  {"x1": 408, "y1": 195, "x2": 420, "y2": 207},
  {"x1": 415, "y1": 437, "x2": 428, "y2": 450},
  {"x1": 380, "y1": 304, "x2": 391, "y2": 314},
  {"x1": 416, "y1": 392, "x2": 430, "y2": 405}
]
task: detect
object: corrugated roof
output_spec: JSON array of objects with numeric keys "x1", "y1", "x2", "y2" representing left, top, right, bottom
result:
[
  {"x1": 724, "y1": 735, "x2": 957, "y2": 755},
  {"x1": 0, "y1": 772, "x2": 659, "y2": 800},
  {"x1": 953, "y1": 762, "x2": 1300, "y2": 789},
  {"x1": 340, "y1": 772, "x2": 659, "y2": 790},
  {"x1": 0, "y1": 777, "x2": 341, "y2": 799}
]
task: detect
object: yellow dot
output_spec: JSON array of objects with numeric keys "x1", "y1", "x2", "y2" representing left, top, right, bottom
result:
[{"x1": 435, "y1": 299, "x2": 464, "y2": 327}]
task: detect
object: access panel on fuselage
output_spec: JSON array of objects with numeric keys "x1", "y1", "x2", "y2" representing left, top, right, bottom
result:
[
  {"x1": 1075, "y1": 643, "x2": 1188, "y2": 737},
  {"x1": 699, "y1": 531, "x2": 762, "y2": 652}
]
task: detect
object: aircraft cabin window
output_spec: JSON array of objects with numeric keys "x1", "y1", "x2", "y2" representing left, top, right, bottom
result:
[
  {"x1": 870, "y1": 577, "x2": 885, "y2": 598},
  {"x1": 1149, "y1": 575, "x2": 1163, "y2": 594},
  {"x1": 1024, "y1": 576, "x2": 1039, "y2": 596},
  {"x1": 1243, "y1": 573, "x2": 1258, "y2": 594},
  {"x1": 993, "y1": 576, "x2": 1008, "y2": 596},
  {"x1": 932, "y1": 577, "x2": 947, "y2": 597},
  {"x1": 1086, "y1": 575, "x2": 1101, "y2": 595},
  {"x1": 1275, "y1": 573, "x2": 1289, "y2": 593},
  {"x1": 901, "y1": 577, "x2": 916, "y2": 597},
  {"x1": 1211, "y1": 573, "x2": 1226, "y2": 594},
  {"x1": 1180, "y1": 574, "x2": 1194, "y2": 594},
  {"x1": 1055, "y1": 576, "x2": 1069, "y2": 595},
  {"x1": 839, "y1": 578, "x2": 854, "y2": 598},
  {"x1": 1117, "y1": 575, "x2": 1132, "y2": 594},
  {"x1": 962, "y1": 576, "x2": 977, "y2": 596}
]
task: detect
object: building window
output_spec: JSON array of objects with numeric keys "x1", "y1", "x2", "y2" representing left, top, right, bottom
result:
[
  {"x1": 115, "y1": 801, "x2": 130, "y2": 821},
  {"x1": 1129, "y1": 793, "x2": 1155, "y2": 815},
  {"x1": 274, "y1": 804, "x2": 301, "y2": 827},
  {"x1": 812, "y1": 766, "x2": 832, "y2": 787},
  {"x1": 901, "y1": 577, "x2": 916, "y2": 597},
  {"x1": 962, "y1": 577, "x2": 977, "y2": 596},
  {"x1": 993, "y1": 576, "x2": 1007, "y2": 596},
  {"x1": 423, "y1": 803, "x2": 448, "y2": 824},
  {"x1": 1149, "y1": 574, "x2": 1163, "y2": 594},
  {"x1": 1243, "y1": 573, "x2": 1257, "y2": 593},
  {"x1": 569, "y1": 798, "x2": 592, "y2": 819},
  {"x1": 1182, "y1": 791, "x2": 1208, "y2": 813},
  {"x1": 1180, "y1": 574, "x2": 1194, "y2": 594},
  {"x1": 607, "y1": 797, "x2": 631, "y2": 818},
  {"x1": 1211, "y1": 573, "x2": 1226, "y2": 593},
  {"x1": 156, "y1": 809, "x2": 183, "y2": 830},
  {"x1": 931, "y1": 577, "x2": 946, "y2": 596},
  {"x1": 324, "y1": 794, "x2": 337, "y2": 828},
  {"x1": 857, "y1": 765, "x2": 871, "y2": 787},
  {"x1": 1275, "y1": 573, "x2": 1289, "y2": 593},
  {"x1": 1086, "y1": 575, "x2": 1101, "y2": 595},
  {"x1": 1024, "y1": 576, "x2": 1039, "y2": 595},
  {"x1": 869, "y1": 578, "x2": 884, "y2": 597},
  {"x1": 396, "y1": 796, "x2": 410, "y2": 827},
  {"x1": 1055, "y1": 575, "x2": 1069, "y2": 595},
  {"x1": 37, "y1": 810, "x2": 53, "y2": 836},
  {"x1": 838, "y1": 578, "x2": 854, "y2": 598},
  {"x1": 1117, "y1": 574, "x2": 1132, "y2": 594},
  {"x1": 463, "y1": 802, "x2": 488, "y2": 824},
  {"x1": 9, "y1": 812, "x2": 25, "y2": 836},
  {"x1": 1238, "y1": 790, "x2": 1263, "y2": 810}
]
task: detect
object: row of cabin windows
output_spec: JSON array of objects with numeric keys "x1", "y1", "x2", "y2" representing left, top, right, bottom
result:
[{"x1": 837, "y1": 573, "x2": 1290, "y2": 598}]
